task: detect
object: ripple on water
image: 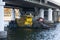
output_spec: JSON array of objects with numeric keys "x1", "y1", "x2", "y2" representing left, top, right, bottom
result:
[
  {"x1": 33, "y1": 23, "x2": 60, "y2": 40},
  {"x1": 8, "y1": 23, "x2": 60, "y2": 40}
]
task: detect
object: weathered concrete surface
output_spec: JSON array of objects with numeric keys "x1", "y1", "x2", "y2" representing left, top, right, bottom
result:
[{"x1": 0, "y1": 31, "x2": 7, "y2": 38}]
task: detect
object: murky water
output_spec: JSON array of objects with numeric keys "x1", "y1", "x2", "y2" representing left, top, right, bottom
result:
[{"x1": 7, "y1": 23, "x2": 60, "y2": 40}]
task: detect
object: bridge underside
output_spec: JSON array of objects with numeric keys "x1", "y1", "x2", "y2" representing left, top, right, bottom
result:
[{"x1": 3, "y1": 0, "x2": 60, "y2": 9}]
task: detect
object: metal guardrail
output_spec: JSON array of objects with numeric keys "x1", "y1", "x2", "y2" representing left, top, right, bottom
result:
[{"x1": 24, "y1": 0, "x2": 40, "y2": 3}]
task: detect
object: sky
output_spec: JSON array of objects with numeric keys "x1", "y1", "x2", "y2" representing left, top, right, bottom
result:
[
  {"x1": 53, "y1": 0, "x2": 60, "y2": 3},
  {"x1": 49, "y1": 0, "x2": 60, "y2": 6},
  {"x1": 53, "y1": 0, "x2": 60, "y2": 2}
]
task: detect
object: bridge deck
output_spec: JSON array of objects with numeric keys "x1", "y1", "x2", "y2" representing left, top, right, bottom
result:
[{"x1": 3, "y1": 0, "x2": 58, "y2": 8}]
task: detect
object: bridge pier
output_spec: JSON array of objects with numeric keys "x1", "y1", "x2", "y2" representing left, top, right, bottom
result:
[
  {"x1": 48, "y1": 8, "x2": 53, "y2": 23},
  {"x1": 0, "y1": 0, "x2": 5, "y2": 31},
  {"x1": 38, "y1": 8, "x2": 55, "y2": 23},
  {"x1": 53, "y1": 11, "x2": 57, "y2": 22},
  {"x1": 39, "y1": 9, "x2": 44, "y2": 18},
  {"x1": 11, "y1": 8, "x2": 15, "y2": 21},
  {"x1": 55, "y1": 9, "x2": 60, "y2": 22},
  {"x1": 0, "y1": 0, "x2": 7, "y2": 39},
  {"x1": 18, "y1": 8, "x2": 23, "y2": 19}
]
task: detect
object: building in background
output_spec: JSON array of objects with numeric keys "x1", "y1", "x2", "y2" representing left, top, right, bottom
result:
[{"x1": 4, "y1": 8, "x2": 20, "y2": 27}]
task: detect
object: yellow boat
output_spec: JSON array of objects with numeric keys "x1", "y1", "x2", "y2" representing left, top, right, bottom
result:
[{"x1": 15, "y1": 15, "x2": 33, "y2": 27}]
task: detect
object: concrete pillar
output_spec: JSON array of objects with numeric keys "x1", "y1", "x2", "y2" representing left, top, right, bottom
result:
[
  {"x1": 18, "y1": 9, "x2": 21, "y2": 19},
  {"x1": 58, "y1": 10, "x2": 60, "y2": 22},
  {"x1": 34, "y1": 7, "x2": 38, "y2": 16},
  {"x1": 53, "y1": 11, "x2": 57, "y2": 22},
  {"x1": 11, "y1": 8, "x2": 15, "y2": 21},
  {"x1": 18, "y1": 8, "x2": 23, "y2": 19},
  {"x1": 53, "y1": 9, "x2": 60, "y2": 22},
  {"x1": 39, "y1": 9, "x2": 44, "y2": 18},
  {"x1": 0, "y1": 0, "x2": 5, "y2": 31},
  {"x1": 45, "y1": 0, "x2": 48, "y2": 3},
  {"x1": 56, "y1": 9, "x2": 60, "y2": 22},
  {"x1": 48, "y1": 8, "x2": 53, "y2": 22},
  {"x1": 16, "y1": 9, "x2": 20, "y2": 19},
  {"x1": 40, "y1": 0, "x2": 42, "y2": 3},
  {"x1": 0, "y1": 0, "x2": 2, "y2": 2}
]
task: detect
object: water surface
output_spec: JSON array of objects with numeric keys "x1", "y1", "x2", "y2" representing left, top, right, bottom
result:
[{"x1": 8, "y1": 23, "x2": 60, "y2": 40}]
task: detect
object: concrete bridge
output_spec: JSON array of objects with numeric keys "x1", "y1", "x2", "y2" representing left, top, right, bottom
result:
[{"x1": 0, "y1": 0, "x2": 60, "y2": 36}]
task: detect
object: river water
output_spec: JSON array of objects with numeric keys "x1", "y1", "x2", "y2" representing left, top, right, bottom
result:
[{"x1": 8, "y1": 23, "x2": 60, "y2": 40}]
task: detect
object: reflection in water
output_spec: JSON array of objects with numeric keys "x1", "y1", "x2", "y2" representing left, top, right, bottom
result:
[{"x1": 8, "y1": 23, "x2": 60, "y2": 40}]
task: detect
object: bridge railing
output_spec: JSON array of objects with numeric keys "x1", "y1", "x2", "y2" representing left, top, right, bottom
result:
[
  {"x1": 24, "y1": 0, "x2": 40, "y2": 3},
  {"x1": 24, "y1": 0, "x2": 47, "y2": 3}
]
